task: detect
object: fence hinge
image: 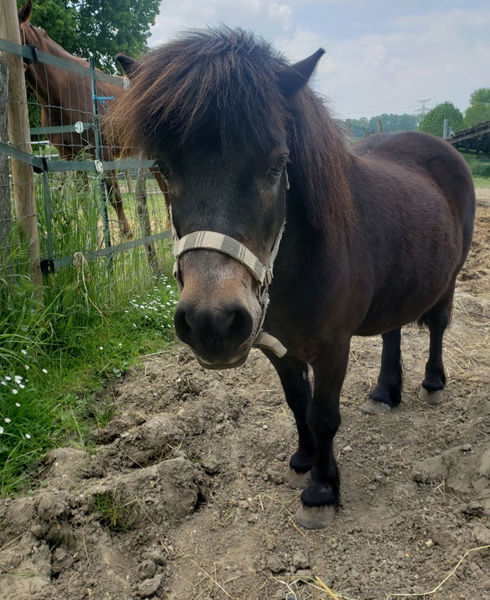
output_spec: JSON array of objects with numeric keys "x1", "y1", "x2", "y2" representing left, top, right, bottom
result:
[
  {"x1": 32, "y1": 156, "x2": 48, "y2": 174},
  {"x1": 24, "y1": 45, "x2": 39, "y2": 64},
  {"x1": 40, "y1": 259, "x2": 55, "y2": 275}
]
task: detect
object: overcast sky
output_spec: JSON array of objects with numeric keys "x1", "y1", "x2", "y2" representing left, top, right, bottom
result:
[{"x1": 148, "y1": 0, "x2": 490, "y2": 120}]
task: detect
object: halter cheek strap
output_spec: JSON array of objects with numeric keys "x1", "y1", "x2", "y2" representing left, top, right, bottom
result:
[{"x1": 171, "y1": 210, "x2": 287, "y2": 358}]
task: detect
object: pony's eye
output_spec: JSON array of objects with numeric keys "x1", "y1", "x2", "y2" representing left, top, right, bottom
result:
[{"x1": 269, "y1": 157, "x2": 287, "y2": 178}]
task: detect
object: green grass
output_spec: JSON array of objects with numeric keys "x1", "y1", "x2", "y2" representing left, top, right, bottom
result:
[
  {"x1": 460, "y1": 151, "x2": 490, "y2": 179},
  {"x1": 90, "y1": 491, "x2": 135, "y2": 531},
  {"x1": 0, "y1": 266, "x2": 178, "y2": 495},
  {"x1": 473, "y1": 175, "x2": 490, "y2": 190},
  {"x1": 0, "y1": 166, "x2": 176, "y2": 496}
]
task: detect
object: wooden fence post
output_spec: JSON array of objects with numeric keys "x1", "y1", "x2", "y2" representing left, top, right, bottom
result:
[
  {"x1": 0, "y1": 59, "x2": 11, "y2": 264},
  {"x1": 0, "y1": 0, "x2": 43, "y2": 296},
  {"x1": 136, "y1": 166, "x2": 160, "y2": 277}
]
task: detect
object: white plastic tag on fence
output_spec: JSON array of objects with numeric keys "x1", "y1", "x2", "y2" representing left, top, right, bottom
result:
[
  {"x1": 94, "y1": 160, "x2": 104, "y2": 173},
  {"x1": 74, "y1": 121, "x2": 84, "y2": 134}
]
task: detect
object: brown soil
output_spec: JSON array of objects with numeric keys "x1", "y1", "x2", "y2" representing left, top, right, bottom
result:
[{"x1": 1, "y1": 192, "x2": 489, "y2": 600}]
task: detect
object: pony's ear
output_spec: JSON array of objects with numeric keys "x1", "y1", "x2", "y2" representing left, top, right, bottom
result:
[
  {"x1": 278, "y1": 48, "x2": 325, "y2": 96},
  {"x1": 18, "y1": 0, "x2": 33, "y2": 24},
  {"x1": 116, "y1": 54, "x2": 141, "y2": 78}
]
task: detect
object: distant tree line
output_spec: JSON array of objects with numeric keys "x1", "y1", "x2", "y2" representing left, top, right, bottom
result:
[
  {"x1": 344, "y1": 114, "x2": 418, "y2": 139},
  {"x1": 344, "y1": 87, "x2": 490, "y2": 140}
]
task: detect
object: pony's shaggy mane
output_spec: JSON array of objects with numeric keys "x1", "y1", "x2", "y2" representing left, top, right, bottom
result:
[{"x1": 109, "y1": 27, "x2": 354, "y2": 236}]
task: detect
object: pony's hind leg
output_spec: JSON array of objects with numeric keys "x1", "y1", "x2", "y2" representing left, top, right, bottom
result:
[
  {"x1": 419, "y1": 291, "x2": 453, "y2": 405},
  {"x1": 263, "y1": 351, "x2": 315, "y2": 489},
  {"x1": 361, "y1": 328, "x2": 402, "y2": 414}
]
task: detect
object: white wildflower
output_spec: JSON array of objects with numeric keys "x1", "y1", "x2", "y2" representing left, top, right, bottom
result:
[{"x1": 12, "y1": 389, "x2": 18, "y2": 395}]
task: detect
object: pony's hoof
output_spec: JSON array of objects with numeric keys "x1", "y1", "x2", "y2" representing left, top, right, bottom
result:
[
  {"x1": 287, "y1": 467, "x2": 311, "y2": 489},
  {"x1": 360, "y1": 398, "x2": 392, "y2": 415},
  {"x1": 419, "y1": 387, "x2": 444, "y2": 406},
  {"x1": 295, "y1": 504, "x2": 335, "y2": 529}
]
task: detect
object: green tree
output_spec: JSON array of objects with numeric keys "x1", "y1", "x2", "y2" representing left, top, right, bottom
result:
[
  {"x1": 74, "y1": 0, "x2": 161, "y2": 71},
  {"x1": 464, "y1": 87, "x2": 490, "y2": 128},
  {"x1": 344, "y1": 113, "x2": 418, "y2": 139},
  {"x1": 418, "y1": 102, "x2": 464, "y2": 137},
  {"x1": 367, "y1": 113, "x2": 418, "y2": 133},
  {"x1": 20, "y1": 0, "x2": 161, "y2": 72}
]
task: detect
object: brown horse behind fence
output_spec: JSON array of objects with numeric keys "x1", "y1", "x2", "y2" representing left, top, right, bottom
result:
[
  {"x1": 110, "y1": 28, "x2": 476, "y2": 529},
  {"x1": 17, "y1": 0, "x2": 168, "y2": 238}
]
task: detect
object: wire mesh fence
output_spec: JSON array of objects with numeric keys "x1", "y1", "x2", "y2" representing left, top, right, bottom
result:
[{"x1": 0, "y1": 34, "x2": 171, "y2": 311}]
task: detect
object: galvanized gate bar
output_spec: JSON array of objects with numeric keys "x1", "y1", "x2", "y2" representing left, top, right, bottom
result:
[
  {"x1": 30, "y1": 123, "x2": 94, "y2": 135},
  {"x1": 49, "y1": 230, "x2": 172, "y2": 269},
  {"x1": 0, "y1": 141, "x2": 156, "y2": 172},
  {"x1": 0, "y1": 38, "x2": 124, "y2": 86}
]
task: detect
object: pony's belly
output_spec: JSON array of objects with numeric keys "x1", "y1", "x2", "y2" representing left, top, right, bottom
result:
[{"x1": 355, "y1": 288, "x2": 447, "y2": 336}]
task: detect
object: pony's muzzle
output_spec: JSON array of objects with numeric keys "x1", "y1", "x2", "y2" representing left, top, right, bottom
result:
[
  {"x1": 172, "y1": 249, "x2": 262, "y2": 368},
  {"x1": 174, "y1": 300, "x2": 254, "y2": 368}
]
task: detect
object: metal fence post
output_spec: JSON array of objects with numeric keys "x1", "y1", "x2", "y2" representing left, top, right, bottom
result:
[{"x1": 90, "y1": 56, "x2": 112, "y2": 264}]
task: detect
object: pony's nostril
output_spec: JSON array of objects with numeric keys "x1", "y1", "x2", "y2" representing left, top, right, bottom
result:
[
  {"x1": 174, "y1": 306, "x2": 193, "y2": 344},
  {"x1": 229, "y1": 305, "x2": 254, "y2": 343}
]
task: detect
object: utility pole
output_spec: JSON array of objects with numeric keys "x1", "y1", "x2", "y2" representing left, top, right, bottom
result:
[{"x1": 416, "y1": 99, "x2": 431, "y2": 120}]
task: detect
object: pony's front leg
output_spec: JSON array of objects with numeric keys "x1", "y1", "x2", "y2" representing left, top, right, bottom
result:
[
  {"x1": 263, "y1": 351, "x2": 315, "y2": 488},
  {"x1": 296, "y1": 337, "x2": 350, "y2": 529}
]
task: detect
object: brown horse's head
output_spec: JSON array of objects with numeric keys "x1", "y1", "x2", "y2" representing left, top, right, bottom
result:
[{"x1": 112, "y1": 31, "x2": 324, "y2": 368}]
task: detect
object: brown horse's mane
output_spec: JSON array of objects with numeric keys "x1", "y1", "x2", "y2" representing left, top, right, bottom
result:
[
  {"x1": 23, "y1": 22, "x2": 89, "y2": 67},
  {"x1": 109, "y1": 27, "x2": 353, "y2": 235}
]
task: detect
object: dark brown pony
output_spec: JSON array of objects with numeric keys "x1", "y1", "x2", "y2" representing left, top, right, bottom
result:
[
  {"x1": 17, "y1": 0, "x2": 169, "y2": 237},
  {"x1": 110, "y1": 29, "x2": 475, "y2": 528}
]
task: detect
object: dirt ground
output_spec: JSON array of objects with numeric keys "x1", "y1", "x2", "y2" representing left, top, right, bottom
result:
[{"x1": 1, "y1": 191, "x2": 489, "y2": 600}]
